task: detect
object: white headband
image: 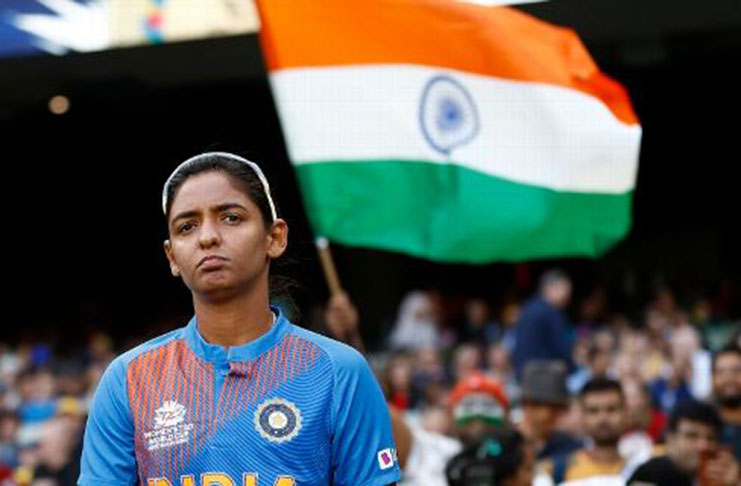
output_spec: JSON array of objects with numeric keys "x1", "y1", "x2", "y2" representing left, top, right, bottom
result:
[{"x1": 162, "y1": 151, "x2": 278, "y2": 222}]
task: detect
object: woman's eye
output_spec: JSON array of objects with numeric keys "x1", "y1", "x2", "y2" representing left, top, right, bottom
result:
[
  {"x1": 223, "y1": 213, "x2": 242, "y2": 223},
  {"x1": 178, "y1": 222, "x2": 196, "y2": 233}
]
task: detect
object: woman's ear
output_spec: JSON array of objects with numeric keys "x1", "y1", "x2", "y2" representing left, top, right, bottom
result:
[
  {"x1": 266, "y1": 219, "x2": 289, "y2": 259},
  {"x1": 163, "y1": 240, "x2": 181, "y2": 277}
]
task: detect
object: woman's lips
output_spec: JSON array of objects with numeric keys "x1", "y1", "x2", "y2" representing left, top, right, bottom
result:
[{"x1": 198, "y1": 255, "x2": 228, "y2": 270}]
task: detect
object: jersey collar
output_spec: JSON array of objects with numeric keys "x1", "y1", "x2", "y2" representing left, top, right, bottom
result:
[{"x1": 184, "y1": 306, "x2": 290, "y2": 363}]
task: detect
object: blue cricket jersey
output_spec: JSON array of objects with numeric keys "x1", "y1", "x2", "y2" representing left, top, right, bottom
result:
[{"x1": 78, "y1": 309, "x2": 400, "y2": 486}]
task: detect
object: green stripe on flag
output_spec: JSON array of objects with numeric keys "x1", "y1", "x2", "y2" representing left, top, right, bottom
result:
[{"x1": 295, "y1": 160, "x2": 632, "y2": 263}]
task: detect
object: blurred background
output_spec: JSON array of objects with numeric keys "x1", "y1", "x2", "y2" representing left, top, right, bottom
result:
[{"x1": 0, "y1": 0, "x2": 739, "y2": 485}]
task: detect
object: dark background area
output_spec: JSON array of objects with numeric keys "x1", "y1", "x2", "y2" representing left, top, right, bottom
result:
[{"x1": 0, "y1": 0, "x2": 739, "y2": 350}]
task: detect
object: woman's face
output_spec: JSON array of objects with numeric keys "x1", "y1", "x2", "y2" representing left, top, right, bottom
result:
[{"x1": 164, "y1": 171, "x2": 287, "y2": 301}]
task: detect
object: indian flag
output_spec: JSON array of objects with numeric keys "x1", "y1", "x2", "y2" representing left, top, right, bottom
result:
[{"x1": 257, "y1": 0, "x2": 641, "y2": 263}]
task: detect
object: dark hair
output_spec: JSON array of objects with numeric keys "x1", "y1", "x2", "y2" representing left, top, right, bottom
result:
[
  {"x1": 712, "y1": 342, "x2": 741, "y2": 373},
  {"x1": 668, "y1": 400, "x2": 723, "y2": 435},
  {"x1": 163, "y1": 153, "x2": 276, "y2": 228},
  {"x1": 579, "y1": 377, "x2": 624, "y2": 400},
  {"x1": 445, "y1": 429, "x2": 526, "y2": 486}
]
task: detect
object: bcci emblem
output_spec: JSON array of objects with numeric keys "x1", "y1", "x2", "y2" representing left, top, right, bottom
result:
[
  {"x1": 419, "y1": 74, "x2": 480, "y2": 156},
  {"x1": 254, "y1": 398, "x2": 302, "y2": 443}
]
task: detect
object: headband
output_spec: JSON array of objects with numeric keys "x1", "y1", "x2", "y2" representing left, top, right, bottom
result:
[{"x1": 162, "y1": 152, "x2": 278, "y2": 222}]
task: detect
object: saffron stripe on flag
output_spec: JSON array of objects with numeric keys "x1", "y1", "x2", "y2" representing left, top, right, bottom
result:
[{"x1": 258, "y1": 0, "x2": 638, "y2": 125}]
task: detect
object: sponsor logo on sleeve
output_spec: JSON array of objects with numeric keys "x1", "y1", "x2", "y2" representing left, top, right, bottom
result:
[{"x1": 378, "y1": 448, "x2": 396, "y2": 470}]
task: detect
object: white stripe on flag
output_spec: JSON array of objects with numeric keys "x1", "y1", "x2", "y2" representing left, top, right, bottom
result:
[{"x1": 270, "y1": 64, "x2": 641, "y2": 194}]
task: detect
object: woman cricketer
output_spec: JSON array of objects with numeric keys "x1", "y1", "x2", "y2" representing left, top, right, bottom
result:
[{"x1": 78, "y1": 152, "x2": 400, "y2": 486}]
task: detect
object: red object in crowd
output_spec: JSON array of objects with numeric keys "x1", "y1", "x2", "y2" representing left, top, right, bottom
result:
[
  {"x1": 448, "y1": 372, "x2": 510, "y2": 410},
  {"x1": 0, "y1": 465, "x2": 13, "y2": 483},
  {"x1": 389, "y1": 391, "x2": 410, "y2": 411},
  {"x1": 646, "y1": 408, "x2": 668, "y2": 442}
]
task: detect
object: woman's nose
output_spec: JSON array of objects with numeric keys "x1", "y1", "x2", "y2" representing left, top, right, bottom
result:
[{"x1": 198, "y1": 219, "x2": 221, "y2": 248}]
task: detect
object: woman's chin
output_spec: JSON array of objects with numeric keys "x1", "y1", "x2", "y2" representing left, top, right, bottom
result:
[{"x1": 195, "y1": 273, "x2": 237, "y2": 297}]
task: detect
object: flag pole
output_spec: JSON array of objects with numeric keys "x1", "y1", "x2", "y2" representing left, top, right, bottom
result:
[{"x1": 315, "y1": 236, "x2": 343, "y2": 296}]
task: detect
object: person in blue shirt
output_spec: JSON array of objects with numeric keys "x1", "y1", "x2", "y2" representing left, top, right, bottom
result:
[
  {"x1": 78, "y1": 152, "x2": 400, "y2": 486},
  {"x1": 512, "y1": 270, "x2": 574, "y2": 379}
]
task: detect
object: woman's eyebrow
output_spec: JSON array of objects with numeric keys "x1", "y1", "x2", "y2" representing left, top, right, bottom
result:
[
  {"x1": 213, "y1": 203, "x2": 247, "y2": 212},
  {"x1": 171, "y1": 209, "x2": 200, "y2": 222},
  {"x1": 171, "y1": 203, "x2": 246, "y2": 223}
]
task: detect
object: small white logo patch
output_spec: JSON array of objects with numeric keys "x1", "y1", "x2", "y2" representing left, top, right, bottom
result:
[
  {"x1": 254, "y1": 398, "x2": 302, "y2": 443},
  {"x1": 154, "y1": 400, "x2": 186, "y2": 428},
  {"x1": 378, "y1": 448, "x2": 395, "y2": 470},
  {"x1": 145, "y1": 400, "x2": 194, "y2": 451}
]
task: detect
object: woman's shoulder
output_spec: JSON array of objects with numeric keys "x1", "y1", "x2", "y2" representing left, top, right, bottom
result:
[
  {"x1": 110, "y1": 326, "x2": 187, "y2": 371},
  {"x1": 286, "y1": 324, "x2": 369, "y2": 373}
]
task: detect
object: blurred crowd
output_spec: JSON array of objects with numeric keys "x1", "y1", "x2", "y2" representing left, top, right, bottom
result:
[
  {"x1": 0, "y1": 335, "x2": 115, "y2": 485},
  {"x1": 1, "y1": 270, "x2": 739, "y2": 486},
  {"x1": 324, "y1": 270, "x2": 741, "y2": 486},
  {"x1": 326, "y1": 270, "x2": 740, "y2": 486}
]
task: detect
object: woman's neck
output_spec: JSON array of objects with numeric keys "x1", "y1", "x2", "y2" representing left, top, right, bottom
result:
[{"x1": 192, "y1": 284, "x2": 274, "y2": 348}]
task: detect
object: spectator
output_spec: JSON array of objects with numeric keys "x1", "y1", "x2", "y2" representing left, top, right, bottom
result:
[
  {"x1": 451, "y1": 344, "x2": 481, "y2": 384},
  {"x1": 386, "y1": 352, "x2": 414, "y2": 411},
  {"x1": 446, "y1": 429, "x2": 534, "y2": 486},
  {"x1": 0, "y1": 411, "x2": 19, "y2": 468},
  {"x1": 457, "y1": 299, "x2": 499, "y2": 345},
  {"x1": 17, "y1": 369, "x2": 56, "y2": 425},
  {"x1": 619, "y1": 380, "x2": 660, "y2": 459},
  {"x1": 713, "y1": 343, "x2": 741, "y2": 460},
  {"x1": 419, "y1": 406, "x2": 453, "y2": 436},
  {"x1": 652, "y1": 287, "x2": 681, "y2": 330},
  {"x1": 644, "y1": 309, "x2": 672, "y2": 366},
  {"x1": 390, "y1": 291, "x2": 441, "y2": 351},
  {"x1": 617, "y1": 328, "x2": 666, "y2": 384},
  {"x1": 448, "y1": 372, "x2": 510, "y2": 446},
  {"x1": 498, "y1": 303, "x2": 521, "y2": 355},
  {"x1": 410, "y1": 348, "x2": 448, "y2": 409},
  {"x1": 394, "y1": 373, "x2": 509, "y2": 486},
  {"x1": 567, "y1": 339, "x2": 615, "y2": 395},
  {"x1": 537, "y1": 377, "x2": 632, "y2": 485},
  {"x1": 672, "y1": 317, "x2": 713, "y2": 400},
  {"x1": 518, "y1": 361, "x2": 583, "y2": 460},
  {"x1": 31, "y1": 397, "x2": 85, "y2": 486},
  {"x1": 324, "y1": 291, "x2": 365, "y2": 352},
  {"x1": 485, "y1": 342, "x2": 519, "y2": 407},
  {"x1": 627, "y1": 400, "x2": 740, "y2": 486},
  {"x1": 513, "y1": 270, "x2": 574, "y2": 378},
  {"x1": 52, "y1": 362, "x2": 88, "y2": 400},
  {"x1": 574, "y1": 287, "x2": 609, "y2": 339},
  {"x1": 86, "y1": 333, "x2": 114, "y2": 368},
  {"x1": 614, "y1": 331, "x2": 644, "y2": 383},
  {"x1": 649, "y1": 350, "x2": 694, "y2": 415}
]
